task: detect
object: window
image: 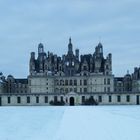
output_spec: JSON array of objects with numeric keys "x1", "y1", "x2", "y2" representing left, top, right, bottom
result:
[
  {"x1": 65, "y1": 80, "x2": 68, "y2": 85},
  {"x1": 109, "y1": 95, "x2": 112, "y2": 102},
  {"x1": 126, "y1": 95, "x2": 130, "y2": 102},
  {"x1": 70, "y1": 80, "x2": 73, "y2": 86},
  {"x1": 70, "y1": 88, "x2": 73, "y2": 92},
  {"x1": 45, "y1": 96, "x2": 48, "y2": 103},
  {"x1": 7, "y1": 97, "x2": 11, "y2": 104},
  {"x1": 84, "y1": 80, "x2": 87, "y2": 85},
  {"x1": 83, "y1": 72, "x2": 87, "y2": 76},
  {"x1": 106, "y1": 65, "x2": 109, "y2": 69},
  {"x1": 83, "y1": 66, "x2": 87, "y2": 71},
  {"x1": 80, "y1": 88, "x2": 82, "y2": 93},
  {"x1": 104, "y1": 87, "x2": 106, "y2": 92},
  {"x1": 106, "y1": 71, "x2": 109, "y2": 75},
  {"x1": 80, "y1": 80, "x2": 82, "y2": 85},
  {"x1": 60, "y1": 88, "x2": 64, "y2": 93},
  {"x1": 36, "y1": 96, "x2": 39, "y2": 103},
  {"x1": 84, "y1": 88, "x2": 87, "y2": 92},
  {"x1": 74, "y1": 80, "x2": 77, "y2": 86},
  {"x1": 82, "y1": 96, "x2": 85, "y2": 103},
  {"x1": 65, "y1": 88, "x2": 68, "y2": 93},
  {"x1": 107, "y1": 78, "x2": 110, "y2": 85},
  {"x1": 107, "y1": 87, "x2": 110, "y2": 92},
  {"x1": 17, "y1": 97, "x2": 21, "y2": 104},
  {"x1": 27, "y1": 96, "x2": 30, "y2": 103},
  {"x1": 104, "y1": 78, "x2": 106, "y2": 85},
  {"x1": 117, "y1": 95, "x2": 121, "y2": 102},
  {"x1": 98, "y1": 96, "x2": 102, "y2": 102},
  {"x1": 74, "y1": 88, "x2": 77, "y2": 92},
  {"x1": 60, "y1": 80, "x2": 63, "y2": 86}
]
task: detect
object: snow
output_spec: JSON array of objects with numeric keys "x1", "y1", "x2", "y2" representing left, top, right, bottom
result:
[{"x1": 0, "y1": 106, "x2": 140, "y2": 140}]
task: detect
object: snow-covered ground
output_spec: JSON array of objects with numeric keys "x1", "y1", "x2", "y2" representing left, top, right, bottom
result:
[{"x1": 0, "y1": 106, "x2": 140, "y2": 140}]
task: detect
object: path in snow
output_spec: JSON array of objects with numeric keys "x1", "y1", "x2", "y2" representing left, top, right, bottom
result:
[{"x1": 0, "y1": 106, "x2": 140, "y2": 140}]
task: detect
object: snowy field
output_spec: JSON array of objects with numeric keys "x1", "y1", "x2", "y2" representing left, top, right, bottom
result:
[{"x1": 0, "y1": 106, "x2": 140, "y2": 140}]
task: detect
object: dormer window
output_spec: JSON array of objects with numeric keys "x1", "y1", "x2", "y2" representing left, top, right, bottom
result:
[
  {"x1": 84, "y1": 66, "x2": 87, "y2": 71},
  {"x1": 72, "y1": 61, "x2": 74, "y2": 66}
]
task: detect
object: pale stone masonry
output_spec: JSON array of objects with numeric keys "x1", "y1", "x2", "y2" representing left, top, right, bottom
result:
[{"x1": 0, "y1": 38, "x2": 140, "y2": 106}]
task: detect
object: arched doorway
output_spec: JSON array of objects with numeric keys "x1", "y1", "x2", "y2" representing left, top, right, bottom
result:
[{"x1": 69, "y1": 97, "x2": 75, "y2": 106}]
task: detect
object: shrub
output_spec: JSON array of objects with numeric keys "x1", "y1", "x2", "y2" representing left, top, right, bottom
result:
[
  {"x1": 49, "y1": 100, "x2": 65, "y2": 106},
  {"x1": 82, "y1": 96, "x2": 98, "y2": 105}
]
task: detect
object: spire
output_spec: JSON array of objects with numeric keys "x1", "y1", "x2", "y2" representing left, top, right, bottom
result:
[
  {"x1": 127, "y1": 70, "x2": 129, "y2": 75},
  {"x1": 69, "y1": 37, "x2": 71, "y2": 44},
  {"x1": 98, "y1": 42, "x2": 103, "y2": 47}
]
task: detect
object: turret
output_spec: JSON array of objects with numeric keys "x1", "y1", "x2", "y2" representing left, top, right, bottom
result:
[
  {"x1": 95, "y1": 42, "x2": 103, "y2": 59},
  {"x1": 30, "y1": 52, "x2": 35, "y2": 60},
  {"x1": 75, "y1": 49, "x2": 79, "y2": 61},
  {"x1": 38, "y1": 43, "x2": 44, "y2": 54},
  {"x1": 37, "y1": 43, "x2": 45, "y2": 72},
  {"x1": 68, "y1": 37, "x2": 73, "y2": 55},
  {"x1": 104, "y1": 53, "x2": 112, "y2": 75},
  {"x1": 29, "y1": 52, "x2": 36, "y2": 75}
]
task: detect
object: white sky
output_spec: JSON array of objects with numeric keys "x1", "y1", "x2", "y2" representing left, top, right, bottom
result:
[{"x1": 0, "y1": 0, "x2": 140, "y2": 78}]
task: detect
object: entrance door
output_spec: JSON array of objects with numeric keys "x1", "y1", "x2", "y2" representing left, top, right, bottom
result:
[
  {"x1": 70, "y1": 97, "x2": 75, "y2": 106},
  {"x1": 136, "y1": 95, "x2": 139, "y2": 105}
]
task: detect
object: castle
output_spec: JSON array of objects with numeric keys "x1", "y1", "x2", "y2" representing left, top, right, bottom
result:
[{"x1": 0, "y1": 38, "x2": 140, "y2": 106}]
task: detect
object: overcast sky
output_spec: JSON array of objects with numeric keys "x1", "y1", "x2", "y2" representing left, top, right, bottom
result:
[{"x1": 0, "y1": 0, "x2": 140, "y2": 78}]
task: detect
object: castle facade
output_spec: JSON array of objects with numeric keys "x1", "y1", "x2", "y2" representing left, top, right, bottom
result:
[{"x1": 0, "y1": 38, "x2": 140, "y2": 106}]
